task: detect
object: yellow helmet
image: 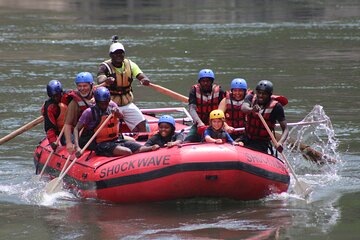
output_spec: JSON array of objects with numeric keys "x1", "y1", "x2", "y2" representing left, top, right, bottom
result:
[{"x1": 209, "y1": 110, "x2": 225, "y2": 120}]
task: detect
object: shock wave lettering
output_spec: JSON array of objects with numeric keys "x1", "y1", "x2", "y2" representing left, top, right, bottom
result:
[
  {"x1": 245, "y1": 153, "x2": 282, "y2": 170},
  {"x1": 99, "y1": 154, "x2": 171, "y2": 178}
]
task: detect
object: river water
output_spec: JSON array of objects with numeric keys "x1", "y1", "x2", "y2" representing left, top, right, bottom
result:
[{"x1": 0, "y1": 0, "x2": 359, "y2": 239}]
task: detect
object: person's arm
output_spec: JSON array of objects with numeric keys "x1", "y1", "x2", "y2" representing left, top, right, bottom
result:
[
  {"x1": 136, "y1": 73, "x2": 150, "y2": 86},
  {"x1": 225, "y1": 131, "x2": 235, "y2": 144},
  {"x1": 73, "y1": 121, "x2": 84, "y2": 154},
  {"x1": 270, "y1": 104, "x2": 288, "y2": 153},
  {"x1": 275, "y1": 104, "x2": 289, "y2": 151},
  {"x1": 189, "y1": 104, "x2": 204, "y2": 126},
  {"x1": 63, "y1": 101, "x2": 78, "y2": 154},
  {"x1": 97, "y1": 64, "x2": 114, "y2": 85},
  {"x1": 64, "y1": 124, "x2": 74, "y2": 154},
  {"x1": 110, "y1": 103, "x2": 123, "y2": 120},
  {"x1": 218, "y1": 97, "x2": 227, "y2": 113},
  {"x1": 218, "y1": 97, "x2": 234, "y2": 133},
  {"x1": 225, "y1": 131, "x2": 243, "y2": 146},
  {"x1": 204, "y1": 129, "x2": 222, "y2": 143},
  {"x1": 241, "y1": 94, "x2": 254, "y2": 113},
  {"x1": 144, "y1": 135, "x2": 157, "y2": 147},
  {"x1": 188, "y1": 87, "x2": 205, "y2": 126},
  {"x1": 204, "y1": 134, "x2": 214, "y2": 143},
  {"x1": 130, "y1": 60, "x2": 150, "y2": 86},
  {"x1": 165, "y1": 133, "x2": 184, "y2": 148},
  {"x1": 74, "y1": 109, "x2": 92, "y2": 155},
  {"x1": 44, "y1": 104, "x2": 59, "y2": 144},
  {"x1": 278, "y1": 120, "x2": 289, "y2": 146}
]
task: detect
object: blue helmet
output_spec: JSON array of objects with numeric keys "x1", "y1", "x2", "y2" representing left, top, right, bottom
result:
[
  {"x1": 198, "y1": 69, "x2": 215, "y2": 82},
  {"x1": 94, "y1": 87, "x2": 111, "y2": 102},
  {"x1": 46, "y1": 80, "x2": 63, "y2": 97},
  {"x1": 158, "y1": 115, "x2": 176, "y2": 129},
  {"x1": 75, "y1": 72, "x2": 94, "y2": 84},
  {"x1": 231, "y1": 78, "x2": 247, "y2": 90}
]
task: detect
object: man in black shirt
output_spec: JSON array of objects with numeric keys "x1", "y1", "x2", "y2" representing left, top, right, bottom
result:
[{"x1": 241, "y1": 80, "x2": 288, "y2": 154}]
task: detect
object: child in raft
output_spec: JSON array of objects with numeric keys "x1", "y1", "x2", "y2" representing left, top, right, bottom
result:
[
  {"x1": 145, "y1": 115, "x2": 184, "y2": 149},
  {"x1": 203, "y1": 110, "x2": 244, "y2": 146}
]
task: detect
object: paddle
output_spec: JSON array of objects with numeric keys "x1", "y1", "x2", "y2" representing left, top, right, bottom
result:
[
  {"x1": 44, "y1": 113, "x2": 113, "y2": 194},
  {"x1": 232, "y1": 119, "x2": 330, "y2": 164},
  {"x1": 0, "y1": 82, "x2": 108, "y2": 146},
  {"x1": 256, "y1": 112, "x2": 312, "y2": 198},
  {"x1": 148, "y1": 83, "x2": 188, "y2": 103},
  {"x1": 33, "y1": 127, "x2": 65, "y2": 181},
  {"x1": 0, "y1": 116, "x2": 44, "y2": 145},
  {"x1": 146, "y1": 84, "x2": 328, "y2": 165},
  {"x1": 274, "y1": 132, "x2": 336, "y2": 164}
]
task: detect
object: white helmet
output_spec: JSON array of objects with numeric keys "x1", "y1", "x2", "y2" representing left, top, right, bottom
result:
[{"x1": 109, "y1": 42, "x2": 125, "y2": 53}]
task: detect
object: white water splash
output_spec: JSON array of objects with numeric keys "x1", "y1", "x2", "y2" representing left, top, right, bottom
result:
[{"x1": 287, "y1": 105, "x2": 340, "y2": 167}]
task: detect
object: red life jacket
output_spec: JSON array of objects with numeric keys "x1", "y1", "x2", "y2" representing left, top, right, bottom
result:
[
  {"x1": 41, "y1": 100, "x2": 67, "y2": 133},
  {"x1": 247, "y1": 89, "x2": 288, "y2": 107},
  {"x1": 246, "y1": 96, "x2": 278, "y2": 141},
  {"x1": 194, "y1": 83, "x2": 221, "y2": 125},
  {"x1": 92, "y1": 107, "x2": 119, "y2": 143},
  {"x1": 56, "y1": 103, "x2": 67, "y2": 130},
  {"x1": 224, "y1": 91, "x2": 246, "y2": 128},
  {"x1": 67, "y1": 90, "x2": 92, "y2": 114}
]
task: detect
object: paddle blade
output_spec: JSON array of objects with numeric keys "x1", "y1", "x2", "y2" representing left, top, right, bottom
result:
[
  {"x1": 293, "y1": 180, "x2": 312, "y2": 198},
  {"x1": 44, "y1": 178, "x2": 63, "y2": 194}
]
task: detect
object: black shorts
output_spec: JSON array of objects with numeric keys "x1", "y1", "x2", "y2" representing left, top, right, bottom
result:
[{"x1": 95, "y1": 139, "x2": 142, "y2": 157}]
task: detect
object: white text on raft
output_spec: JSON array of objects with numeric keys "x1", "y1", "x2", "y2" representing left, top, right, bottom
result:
[{"x1": 99, "y1": 154, "x2": 171, "y2": 178}]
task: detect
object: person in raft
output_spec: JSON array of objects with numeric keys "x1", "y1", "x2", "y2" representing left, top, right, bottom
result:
[
  {"x1": 241, "y1": 80, "x2": 289, "y2": 154},
  {"x1": 97, "y1": 35, "x2": 151, "y2": 132},
  {"x1": 73, "y1": 87, "x2": 157, "y2": 157},
  {"x1": 203, "y1": 110, "x2": 243, "y2": 146},
  {"x1": 218, "y1": 78, "x2": 249, "y2": 142},
  {"x1": 144, "y1": 115, "x2": 184, "y2": 149},
  {"x1": 184, "y1": 69, "x2": 226, "y2": 142},
  {"x1": 63, "y1": 72, "x2": 96, "y2": 154},
  {"x1": 41, "y1": 80, "x2": 68, "y2": 151}
]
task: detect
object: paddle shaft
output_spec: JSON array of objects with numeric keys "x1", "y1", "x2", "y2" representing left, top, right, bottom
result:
[
  {"x1": 46, "y1": 113, "x2": 114, "y2": 194},
  {"x1": 148, "y1": 83, "x2": 188, "y2": 103},
  {"x1": 256, "y1": 112, "x2": 307, "y2": 192},
  {"x1": 0, "y1": 116, "x2": 44, "y2": 145},
  {"x1": 38, "y1": 127, "x2": 65, "y2": 178},
  {"x1": 58, "y1": 113, "x2": 113, "y2": 180}
]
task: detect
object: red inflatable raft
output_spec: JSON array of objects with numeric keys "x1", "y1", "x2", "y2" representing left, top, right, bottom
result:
[
  {"x1": 33, "y1": 108, "x2": 290, "y2": 203},
  {"x1": 33, "y1": 142, "x2": 290, "y2": 203}
]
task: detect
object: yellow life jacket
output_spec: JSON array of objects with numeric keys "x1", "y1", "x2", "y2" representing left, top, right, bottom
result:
[{"x1": 102, "y1": 58, "x2": 133, "y2": 106}]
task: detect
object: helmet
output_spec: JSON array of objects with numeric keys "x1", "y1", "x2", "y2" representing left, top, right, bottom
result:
[
  {"x1": 75, "y1": 72, "x2": 94, "y2": 84},
  {"x1": 94, "y1": 87, "x2": 111, "y2": 102},
  {"x1": 198, "y1": 69, "x2": 215, "y2": 82},
  {"x1": 209, "y1": 109, "x2": 225, "y2": 120},
  {"x1": 256, "y1": 80, "x2": 273, "y2": 94},
  {"x1": 158, "y1": 115, "x2": 176, "y2": 129},
  {"x1": 231, "y1": 78, "x2": 247, "y2": 90},
  {"x1": 46, "y1": 80, "x2": 63, "y2": 97},
  {"x1": 109, "y1": 42, "x2": 125, "y2": 53}
]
